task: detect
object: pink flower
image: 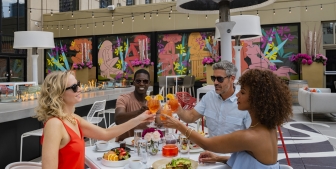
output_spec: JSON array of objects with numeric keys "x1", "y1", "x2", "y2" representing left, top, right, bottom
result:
[
  {"x1": 302, "y1": 59, "x2": 307, "y2": 65},
  {"x1": 307, "y1": 59, "x2": 313, "y2": 65}
]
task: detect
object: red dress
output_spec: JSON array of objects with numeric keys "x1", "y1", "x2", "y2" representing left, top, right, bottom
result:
[{"x1": 41, "y1": 118, "x2": 85, "y2": 169}]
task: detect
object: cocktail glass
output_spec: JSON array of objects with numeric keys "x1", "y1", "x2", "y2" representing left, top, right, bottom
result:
[
  {"x1": 147, "y1": 95, "x2": 160, "y2": 128},
  {"x1": 160, "y1": 104, "x2": 173, "y2": 121}
]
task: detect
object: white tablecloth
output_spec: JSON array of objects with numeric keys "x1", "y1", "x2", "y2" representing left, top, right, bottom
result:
[{"x1": 85, "y1": 141, "x2": 230, "y2": 169}]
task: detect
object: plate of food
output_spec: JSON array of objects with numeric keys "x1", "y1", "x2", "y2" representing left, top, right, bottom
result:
[
  {"x1": 152, "y1": 158, "x2": 198, "y2": 169},
  {"x1": 123, "y1": 137, "x2": 134, "y2": 146},
  {"x1": 101, "y1": 147, "x2": 131, "y2": 167}
]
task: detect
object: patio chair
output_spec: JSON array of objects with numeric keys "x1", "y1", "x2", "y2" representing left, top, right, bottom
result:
[
  {"x1": 83, "y1": 100, "x2": 107, "y2": 145},
  {"x1": 278, "y1": 126, "x2": 291, "y2": 166},
  {"x1": 177, "y1": 75, "x2": 195, "y2": 96},
  {"x1": 5, "y1": 162, "x2": 41, "y2": 169},
  {"x1": 20, "y1": 129, "x2": 43, "y2": 161},
  {"x1": 158, "y1": 76, "x2": 175, "y2": 97}
]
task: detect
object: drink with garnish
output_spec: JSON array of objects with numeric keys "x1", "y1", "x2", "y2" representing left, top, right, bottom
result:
[
  {"x1": 145, "y1": 95, "x2": 163, "y2": 127},
  {"x1": 166, "y1": 94, "x2": 179, "y2": 112}
]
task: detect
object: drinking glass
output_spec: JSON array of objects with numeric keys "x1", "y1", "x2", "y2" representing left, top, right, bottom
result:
[
  {"x1": 162, "y1": 133, "x2": 178, "y2": 157},
  {"x1": 147, "y1": 95, "x2": 160, "y2": 128},
  {"x1": 160, "y1": 104, "x2": 173, "y2": 121},
  {"x1": 134, "y1": 129, "x2": 143, "y2": 154},
  {"x1": 137, "y1": 138, "x2": 148, "y2": 166},
  {"x1": 167, "y1": 98, "x2": 179, "y2": 112}
]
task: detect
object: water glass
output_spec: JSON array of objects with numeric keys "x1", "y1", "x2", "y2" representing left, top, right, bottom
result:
[
  {"x1": 137, "y1": 138, "x2": 148, "y2": 166},
  {"x1": 134, "y1": 129, "x2": 143, "y2": 153}
]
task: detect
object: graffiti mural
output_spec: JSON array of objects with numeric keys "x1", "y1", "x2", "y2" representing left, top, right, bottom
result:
[
  {"x1": 97, "y1": 34, "x2": 151, "y2": 80},
  {"x1": 44, "y1": 37, "x2": 93, "y2": 75},
  {"x1": 239, "y1": 23, "x2": 300, "y2": 80},
  {"x1": 157, "y1": 31, "x2": 217, "y2": 78}
]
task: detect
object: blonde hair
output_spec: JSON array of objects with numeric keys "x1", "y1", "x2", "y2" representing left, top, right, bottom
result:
[{"x1": 35, "y1": 71, "x2": 73, "y2": 122}]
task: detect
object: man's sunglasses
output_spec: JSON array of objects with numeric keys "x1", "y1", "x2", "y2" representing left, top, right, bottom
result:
[
  {"x1": 65, "y1": 82, "x2": 81, "y2": 92},
  {"x1": 134, "y1": 79, "x2": 149, "y2": 85},
  {"x1": 210, "y1": 76, "x2": 231, "y2": 83}
]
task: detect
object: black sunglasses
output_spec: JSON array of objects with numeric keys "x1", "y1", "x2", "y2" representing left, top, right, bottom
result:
[
  {"x1": 134, "y1": 79, "x2": 149, "y2": 85},
  {"x1": 65, "y1": 82, "x2": 81, "y2": 92},
  {"x1": 210, "y1": 76, "x2": 231, "y2": 83}
]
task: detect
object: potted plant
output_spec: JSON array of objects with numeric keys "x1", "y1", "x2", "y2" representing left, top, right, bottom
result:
[
  {"x1": 73, "y1": 60, "x2": 96, "y2": 85},
  {"x1": 202, "y1": 55, "x2": 221, "y2": 85}
]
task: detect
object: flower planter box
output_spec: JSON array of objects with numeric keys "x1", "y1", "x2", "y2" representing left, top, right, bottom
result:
[
  {"x1": 75, "y1": 67, "x2": 96, "y2": 85},
  {"x1": 302, "y1": 62, "x2": 324, "y2": 88},
  {"x1": 206, "y1": 65, "x2": 214, "y2": 85}
]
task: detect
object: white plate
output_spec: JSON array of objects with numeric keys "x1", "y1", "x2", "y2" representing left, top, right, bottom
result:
[
  {"x1": 101, "y1": 158, "x2": 130, "y2": 167},
  {"x1": 124, "y1": 163, "x2": 146, "y2": 169},
  {"x1": 189, "y1": 147, "x2": 204, "y2": 153},
  {"x1": 124, "y1": 137, "x2": 134, "y2": 146}
]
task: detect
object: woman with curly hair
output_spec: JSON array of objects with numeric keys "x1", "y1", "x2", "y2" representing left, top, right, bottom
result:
[
  {"x1": 162, "y1": 69, "x2": 292, "y2": 169},
  {"x1": 35, "y1": 71, "x2": 155, "y2": 169}
]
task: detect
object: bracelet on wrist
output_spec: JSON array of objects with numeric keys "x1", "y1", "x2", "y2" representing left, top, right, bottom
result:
[
  {"x1": 185, "y1": 128, "x2": 191, "y2": 137},
  {"x1": 187, "y1": 129, "x2": 194, "y2": 139}
]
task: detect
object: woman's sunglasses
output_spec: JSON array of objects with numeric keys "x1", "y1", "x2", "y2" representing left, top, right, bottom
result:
[
  {"x1": 134, "y1": 79, "x2": 149, "y2": 85},
  {"x1": 65, "y1": 82, "x2": 81, "y2": 92},
  {"x1": 210, "y1": 75, "x2": 231, "y2": 83}
]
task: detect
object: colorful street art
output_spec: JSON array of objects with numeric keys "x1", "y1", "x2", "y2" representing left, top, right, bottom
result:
[
  {"x1": 157, "y1": 31, "x2": 218, "y2": 78},
  {"x1": 97, "y1": 34, "x2": 151, "y2": 80},
  {"x1": 45, "y1": 37, "x2": 93, "y2": 75},
  {"x1": 239, "y1": 24, "x2": 299, "y2": 80}
]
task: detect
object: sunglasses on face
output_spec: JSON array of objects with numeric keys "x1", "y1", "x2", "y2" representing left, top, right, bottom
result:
[
  {"x1": 65, "y1": 82, "x2": 81, "y2": 92},
  {"x1": 210, "y1": 75, "x2": 231, "y2": 83},
  {"x1": 134, "y1": 79, "x2": 149, "y2": 85}
]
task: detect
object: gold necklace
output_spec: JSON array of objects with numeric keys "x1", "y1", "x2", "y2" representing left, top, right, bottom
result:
[
  {"x1": 65, "y1": 115, "x2": 77, "y2": 125},
  {"x1": 249, "y1": 122, "x2": 259, "y2": 128}
]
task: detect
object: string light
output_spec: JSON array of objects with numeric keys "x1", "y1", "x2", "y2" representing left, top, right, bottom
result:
[
  {"x1": 67, "y1": 26, "x2": 69, "y2": 30},
  {"x1": 306, "y1": 6, "x2": 308, "y2": 12},
  {"x1": 144, "y1": 13, "x2": 146, "y2": 19},
  {"x1": 289, "y1": 7, "x2": 291, "y2": 13},
  {"x1": 132, "y1": 13, "x2": 134, "y2": 22},
  {"x1": 103, "y1": 21, "x2": 105, "y2": 27},
  {"x1": 150, "y1": 13, "x2": 152, "y2": 19},
  {"x1": 205, "y1": 15, "x2": 207, "y2": 19},
  {"x1": 61, "y1": 25, "x2": 63, "y2": 29},
  {"x1": 273, "y1": 9, "x2": 275, "y2": 15},
  {"x1": 8, "y1": 7, "x2": 10, "y2": 14},
  {"x1": 92, "y1": 12, "x2": 94, "y2": 18},
  {"x1": 51, "y1": 9, "x2": 53, "y2": 16},
  {"x1": 257, "y1": 10, "x2": 259, "y2": 16},
  {"x1": 170, "y1": 6, "x2": 172, "y2": 13},
  {"x1": 80, "y1": 24, "x2": 82, "y2": 29},
  {"x1": 169, "y1": 13, "x2": 171, "y2": 19},
  {"x1": 112, "y1": 12, "x2": 114, "y2": 20},
  {"x1": 56, "y1": 25, "x2": 58, "y2": 29},
  {"x1": 156, "y1": 10, "x2": 158, "y2": 16},
  {"x1": 30, "y1": 8, "x2": 31, "y2": 14},
  {"x1": 240, "y1": 11, "x2": 242, "y2": 15},
  {"x1": 87, "y1": 24, "x2": 89, "y2": 28},
  {"x1": 187, "y1": 13, "x2": 189, "y2": 19},
  {"x1": 112, "y1": 21, "x2": 114, "y2": 27},
  {"x1": 122, "y1": 18, "x2": 123, "y2": 24},
  {"x1": 71, "y1": 10, "x2": 73, "y2": 17},
  {"x1": 73, "y1": 24, "x2": 75, "y2": 29},
  {"x1": 321, "y1": 4, "x2": 323, "y2": 10},
  {"x1": 95, "y1": 22, "x2": 97, "y2": 28}
]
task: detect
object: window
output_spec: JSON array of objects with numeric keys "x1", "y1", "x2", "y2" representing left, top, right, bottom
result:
[
  {"x1": 60, "y1": 0, "x2": 79, "y2": 12},
  {"x1": 100, "y1": 0, "x2": 112, "y2": 8},
  {"x1": 323, "y1": 21, "x2": 336, "y2": 44}
]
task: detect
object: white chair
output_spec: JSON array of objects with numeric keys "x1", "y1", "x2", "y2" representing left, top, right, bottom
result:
[
  {"x1": 20, "y1": 129, "x2": 43, "y2": 161},
  {"x1": 5, "y1": 162, "x2": 42, "y2": 169},
  {"x1": 83, "y1": 100, "x2": 107, "y2": 145},
  {"x1": 104, "y1": 108, "x2": 115, "y2": 127},
  {"x1": 280, "y1": 164, "x2": 293, "y2": 169}
]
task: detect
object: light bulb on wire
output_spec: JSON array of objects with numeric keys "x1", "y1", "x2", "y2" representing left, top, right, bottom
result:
[{"x1": 306, "y1": 6, "x2": 308, "y2": 12}]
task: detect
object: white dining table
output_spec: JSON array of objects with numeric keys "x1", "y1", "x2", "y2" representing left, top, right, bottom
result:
[{"x1": 85, "y1": 141, "x2": 231, "y2": 169}]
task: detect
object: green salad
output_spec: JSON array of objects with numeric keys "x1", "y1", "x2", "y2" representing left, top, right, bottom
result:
[{"x1": 164, "y1": 158, "x2": 192, "y2": 169}]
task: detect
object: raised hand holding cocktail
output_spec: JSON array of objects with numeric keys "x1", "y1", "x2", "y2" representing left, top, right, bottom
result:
[{"x1": 145, "y1": 95, "x2": 163, "y2": 127}]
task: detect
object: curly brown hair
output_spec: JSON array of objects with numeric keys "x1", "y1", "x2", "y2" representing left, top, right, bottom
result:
[{"x1": 238, "y1": 69, "x2": 293, "y2": 129}]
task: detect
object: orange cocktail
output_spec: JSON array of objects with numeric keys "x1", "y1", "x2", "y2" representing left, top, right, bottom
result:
[
  {"x1": 145, "y1": 95, "x2": 161, "y2": 114},
  {"x1": 166, "y1": 94, "x2": 179, "y2": 112},
  {"x1": 162, "y1": 144, "x2": 178, "y2": 157},
  {"x1": 160, "y1": 104, "x2": 172, "y2": 121}
]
